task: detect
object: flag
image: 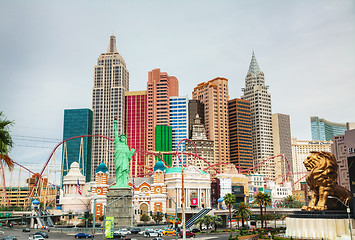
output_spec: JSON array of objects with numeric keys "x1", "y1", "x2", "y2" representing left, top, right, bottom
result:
[{"x1": 77, "y1": 179, "x2": 82, "y2": 195}]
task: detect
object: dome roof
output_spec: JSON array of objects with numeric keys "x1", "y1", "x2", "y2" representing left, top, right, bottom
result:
[
  {"x1": 96, "y1": 162, "x2": 108, "y2": 173},
  {"x1": 32, "y1": 199, "x2": 40, "y2": 205},
  {"x1": 154, "y1": 160, "x2": 166, "y2": 172},
  {"x1": 63, "y1": 161, "x2": 85, "y2": 183}
]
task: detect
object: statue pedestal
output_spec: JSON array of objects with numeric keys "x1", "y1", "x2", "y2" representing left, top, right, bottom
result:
[
  {"x1": 286, "y1": 211, "x2": 354, "y2": 239},
  {"x1": 106, "y1": 188, "x2": 133, "y2": 227}
]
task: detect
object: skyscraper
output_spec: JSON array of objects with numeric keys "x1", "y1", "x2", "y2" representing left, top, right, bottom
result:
[
  {"x1": 192, "y1": 77, "x2": 230, "y2": 173},
  {"x1": 272, "y1": 113, "x2": 293, "y2": 184},
  {"x1": 188, "y1": 100, "x2": 204, "y2": 138},
  {"x1": 147, "y1": 68, "x2": 179, "y2": 169},
  {"x1": 62, "y1": 108, "x2": 93, "y2": 183},
  {"x1": 311, "y1": 116, "x2": 347, "y2": 141},
  {"x1": 228, "y1": 98, "x2": 253, "y2": 173},
  {"x1": 125, "y1": 91, "x2": 147, "y2": 178},
  {"x1": 241, "y1": 52, "x2": 274, "y2": 171},
  {"x1": 170, "y1": 96, "x2": 188, "y2": 166},
  {"x1": 91, "y1": 35, "x2": 129, "y2": 180}
]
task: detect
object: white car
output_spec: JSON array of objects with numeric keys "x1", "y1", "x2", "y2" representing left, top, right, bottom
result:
[
  {"x1": 28, "y1": 235, "x2": 44, "y2": 240},
  {"x1": 115, "y1": 229, "x2": 131, "y2": 236}
]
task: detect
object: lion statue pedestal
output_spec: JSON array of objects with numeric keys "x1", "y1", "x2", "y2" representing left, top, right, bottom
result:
[{"x1": 286, "y1": 152, "x2": 354, "y2": 240}]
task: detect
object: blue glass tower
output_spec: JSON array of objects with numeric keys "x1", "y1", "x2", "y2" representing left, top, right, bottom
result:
[
  {"x1": 311, "y1": 116, "x2": 347, "y2": 141},
  {"x1": 62, "y1": 109, "x2": 93, "y2": 183},
  {"x1": 170, "y1": 96, "x2": 188, "y2": 166}
]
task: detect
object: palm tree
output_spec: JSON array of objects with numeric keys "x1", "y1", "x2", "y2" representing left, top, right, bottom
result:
[
  {"x1": 0, "y1": 111, "x2": 14, "y2": 170},
  {"x1": 196, "y1": 217, "x2": 205, "y2": 232},
  {"x1": 283, "y1": 195, "x2": 296, "y2": 208},
  {"x1": 252, "y1": 192, "x2": 265, "y2": 228},
  {"x1": 210, "y1": 215, "x2": 222, "y2": 231},
  {"x1": 233, "y1": 202, "x2": 252, "y2": 228},
  {"x1": 224, "y1": 193, "x2": 236, "y2": 235},
  {"x1": 263, "y1": 193, "x2": 272, "y2": 228},
  {"x1": 202, "y1": 215, "x2": 213, "y2": 232}
]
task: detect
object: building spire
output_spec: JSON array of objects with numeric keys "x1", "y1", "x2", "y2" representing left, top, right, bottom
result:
[
  {"x1": 248, "y1": 51, "x2": 261, "y2": 75},
  {"x1": 108, "y1": 35, "x2": 118, "y2": 53}
]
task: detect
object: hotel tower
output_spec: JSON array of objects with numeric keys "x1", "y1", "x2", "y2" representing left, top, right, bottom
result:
[
  {"x1": 241, "y1": 52, "x2": 274, "y2": 178},
  {"x1": 91, "y1": 35, "x2": 129, "y2": 180}
]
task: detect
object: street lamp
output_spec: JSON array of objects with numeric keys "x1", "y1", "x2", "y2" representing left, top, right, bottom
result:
[
  {"x1": 166, "y1": 195, "x2": 178, "y2": 240},
  {"x1": 92, "y1": 194, "x2": 97, "y2": 239},
  {"x1": 102, "y1": 194, "x2": 132, "y2": 240},
  {"x1": 328, "y1": 196, "x2": 353, "y2": 240}
]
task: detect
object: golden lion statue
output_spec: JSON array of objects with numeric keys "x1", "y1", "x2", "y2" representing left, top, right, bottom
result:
[{"x1": 301, "y1": 151, "x2": 352, "y2": 211}]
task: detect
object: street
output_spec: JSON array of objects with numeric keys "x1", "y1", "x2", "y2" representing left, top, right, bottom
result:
[{"x1": 0, "y1": 227, "x2": 231, "y2": 240}]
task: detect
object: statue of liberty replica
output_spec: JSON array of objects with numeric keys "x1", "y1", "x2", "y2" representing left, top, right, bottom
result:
[
  {"x1": 112, "y1": 117, "x2": 135, "y2": 188},
  {"x1": 105, "y1": 117, "x2": 135, "y2": 228}
]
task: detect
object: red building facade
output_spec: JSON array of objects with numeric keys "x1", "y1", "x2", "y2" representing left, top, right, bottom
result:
[{"x1": 125, "y1": 91, "x2": 148, "y2": 177}]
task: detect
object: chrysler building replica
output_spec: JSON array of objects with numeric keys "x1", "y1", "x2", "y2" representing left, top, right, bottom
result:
[
  {"x1": 91, "y1": 35, "x2": 129, "y2": 180},
  {"x1": 241, "y1": 52, "x2": 274, "y2": 179}
]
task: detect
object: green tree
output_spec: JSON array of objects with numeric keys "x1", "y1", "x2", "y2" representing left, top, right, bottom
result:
[
  {"x1": 210, "y1": 215, "x2": 222, "y2": 231},
  {"x1": 0, "y1": 112, "x2": 14, "y2": 170},
  {"x1": 202, "y1": 215, "x2": 213, "y2": 232},
  {"x1": 196, "y1": 217, "x2": 205, "y2": 232},
  {"x1": 283, "y1": 195, "x2": 296, "y2": 208},
  {"x1": 252, "y1": 192, "x2": 265, "y2": 228},
  {"x1": 152, "y1": 212, "x2": 163, "y2": 224},
  {"x1": 224, "y1": 193, "x2": 236, "y2": 235},
  {"x1": 140, "y1": 214, "x2": 150, "y2": 223},
  {"x1": 263, "y1": 193, "x2": 272, "y2": 228},
  {"x1": 233, "y1": 202, "x2": 252, "y2": 228}
]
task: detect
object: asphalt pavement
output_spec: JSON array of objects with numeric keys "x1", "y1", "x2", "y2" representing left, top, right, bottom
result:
[{"x1": 0, "y1": 227, "x2": 231, "y2": 240}]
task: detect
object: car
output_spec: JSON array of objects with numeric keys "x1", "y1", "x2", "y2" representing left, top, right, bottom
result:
[
  {"x1": 143, "y1": 230, "x2": 160, "y2": 238},
  {"x1": 191, "y1": 228, "x2": 200, "y2": 233},
  {"x1": 74, "y1": 233, "x2": 92, "y2": 239},
  {"x1": 162, "y1": 229, "x2": 176, "y2": 236},
  {"x1": 34, "y1": 232, "x2": 48, "y2": 238},
  {"x1": 28, "y1": 235, "x2": 44, "y2": 240},
  {"x1": 1, "y1": 236, "x2": 16, "y2": 240},
  {"x1": 151, "y1": 238, "x2": 164, "y2": 240},
  {"x1": 179, "y1": 230, "x2": 195, "y2": 238},
  {"x1": 129, "y1": 228, "x2": 140, "y2": 234},
  {"x1": 117, "y1": 229, "x2": 131, "y2": 236},
  {"x1": 23, "y1": 228, "x2": 31, "y2": 232}
]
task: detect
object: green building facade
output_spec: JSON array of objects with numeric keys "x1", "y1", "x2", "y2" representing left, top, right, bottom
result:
[{"x1": 155, "y1": 125, "x2": 172, "y2": 167}]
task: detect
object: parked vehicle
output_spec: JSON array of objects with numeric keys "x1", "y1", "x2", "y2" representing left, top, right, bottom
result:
[
  {"x1": 34, "y1": 232, "x2": 48, "y2": 238},
  {"x1": 74, "y1": 233, "x2": 92, "y2": 239},
  {"x1": 112, "y1": 232, "x2": 122, "y2": 239},
  {"x1": 151, "y1": 238, "x2": 164, "y2": 240},
  {"x1": 22, "y1": 228, "x2": 31, "y2": 232},
  {"x1": 129, "y1": 228, "x2": 140, "y2": 234},
  {"x1": 179, "y1": 230, "x2": 195, "y2": 238},
  {"x1": 28, "y1": 235, "x2": 44, "y2": 240},
  {"x1": 1, "y1": 236, "x2": 16, "y2": 240},
  {"x1": 191, "y1": 228, "x2": 200, "y2": 233}
]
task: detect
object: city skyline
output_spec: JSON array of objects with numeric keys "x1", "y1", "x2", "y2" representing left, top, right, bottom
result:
[{"x1": 0, "y1": 1, "x2": 354, "y2": 171}]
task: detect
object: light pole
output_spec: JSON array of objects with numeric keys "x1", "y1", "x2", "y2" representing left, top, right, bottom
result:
[
  {"x1": 93, "y1": 194, "x2": 97, "y2": 239},
  {"x1": 328, "y1": 196, "x2": 353, "y2": 240},
  {"x1": 102, "y1": 194, "x2": 132, "y2": 240},
  {"x1": 167, "y1": 195, "x2": 178, "y2": 240},
  {"x1": 181, "y1": 166, "x2": 186, "y2": 240}
]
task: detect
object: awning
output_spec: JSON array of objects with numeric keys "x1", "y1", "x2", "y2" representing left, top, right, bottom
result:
[{"x1": 217, "y1": 197, "x2": 224, "y2": 202}]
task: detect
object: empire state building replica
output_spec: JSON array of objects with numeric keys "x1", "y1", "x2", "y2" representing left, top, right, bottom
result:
[
  {"x1": 241, "y1": 52, "x2": 274, "y2": 179},
  {"x1": 91, "y1": 35, "x2": 129, "y2": 180}
]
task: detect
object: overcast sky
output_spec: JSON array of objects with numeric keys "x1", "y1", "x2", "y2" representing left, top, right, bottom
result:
[{"x1": 0, "y1": 0, "x2": 354, "y2": 174}]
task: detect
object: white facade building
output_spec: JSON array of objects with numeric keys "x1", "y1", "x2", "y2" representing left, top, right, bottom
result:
[
  {"x1": 91, "y1": 35, "x2": 129, "y2": 180},
  {"x1": 291, "y1": 137, "x2": 332, "y2": 190},
  {"x1": 266, "y1": 181, "x2": 292, "y2": 207},
  {"x1": 59, "y1": 162, "x2": 91, "y2": 214},
  {"x1": 247, "y1": 173, "x2": 266, "y2": 204},
  {"x1": 241, "y1": 52, "x2": 274, "y2": 177}
]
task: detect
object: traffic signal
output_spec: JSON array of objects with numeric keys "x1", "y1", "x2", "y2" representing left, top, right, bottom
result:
[
  {"x1": 150, "y1": 211, "x2": 152, "y2": 216},
  {"x1": 165, "y1": 213, "x2": 167, "y2": 218},
  {"x1": 84, "y1": 211, "x2": 89, "y2": 219},
  {"x1": 69, "y1": 213, "x2": 73, "y2": 219}
]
